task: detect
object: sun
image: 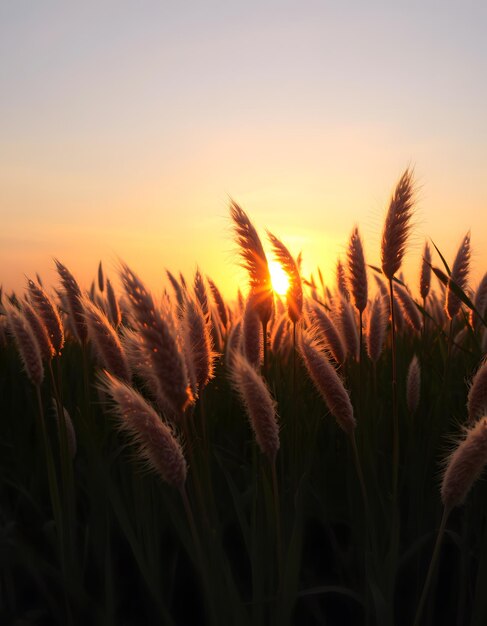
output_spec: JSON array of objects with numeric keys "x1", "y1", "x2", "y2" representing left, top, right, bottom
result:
[{"x1": 269, "y1": 261, "x2": 290, "y2": 296}]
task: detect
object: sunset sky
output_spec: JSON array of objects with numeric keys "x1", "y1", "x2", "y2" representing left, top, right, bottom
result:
[{"x1": 1, "y1": 1, "x2": 486, "y2": 298}]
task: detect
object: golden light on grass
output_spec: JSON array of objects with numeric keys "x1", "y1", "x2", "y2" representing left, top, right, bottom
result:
[{"x1": 269, "y1": 260, "x2": 290, "y2": 295}]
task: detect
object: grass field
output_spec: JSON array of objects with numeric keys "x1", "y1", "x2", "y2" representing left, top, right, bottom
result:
[{"x1": 1, "y1": 170, "x2": 487, "y2": 626}]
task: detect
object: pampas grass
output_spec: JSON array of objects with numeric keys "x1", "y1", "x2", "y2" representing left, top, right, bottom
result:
[
  {"x1": 6, "y1": 302, "x2": 44, "y2": 387},
  {"x1": 106, "y1": 278, "x2": 122, "y2": 329},
  {"x1": 230, "y1": 200, "x2": 274, "y2": 374},
  {"x1": 230, "y1": 352, "x2": 280, "y2": 461},
  {"x1": 267, "y1": 231, "x2": 303, "y2": 324},
  {"x1": 83, "y1": 297, "x2": 131, "y2": 382},
  {"x1": 27, "y1": 278, "x2": 64, "y2": 355},
  {"x1": 470, "y1": 272, "x2": 487, "y2": 330},
  {"x1": 242, "y1": 293, "x2": 263, "y2": 369},
  {"x1": 407, "y1": 354, "x2": 421, "y2": 414},
  {"x1": 310, "y1": 302, "x2": 346, "y2": 365},
  {"x1": 120, "y1": 263, "x2": 194, "y2": 421},
  {"x1": 420, "y1": 241, "x2": 432, "y2": 301},
  {"x1": 100, "y1": 371, "x2": 187, "y2": 489},
  {"x1": 394, "y1": 284, "x2": 422, "y2": 333},
  {"x1": 336, "y1": 258, "x2": 350, "y2": 301},
  {"x1": 336, "y1": 296, "x2": 359, "y2": 362},
  {"x1": 207, "y1": 276, "x2": 228, "y2": 328},
  {"x1": 441, "y1": 416, "x2": 487, "y2": 511},
  {"x1": 366, "y1": 296, "x2": 387, "y2": 364},
  {"x1": 182, "y1": 297, "x2": 215, "y2": 395},
  {"x1": 55, "y1": 259, "x2": 87, "y2": 344},
  {"x1": 194, "y1": 269, "x2": 209, "y2": 318},
  {"x1": 381, "y1": 168, "x2": 415, "y2": 281},
  {"x1": 347, "y1": 226, "x2": 368, "y2": 315},
  {"x1": 380, "y1": 168, "x2": 415, "y2": 509},
  {"x1": 446, "y1": 232, "x2": 471, "y2": 320},
  {"x1": 298, "y1": 329, "x2": 355, "y2": 436},
  {"x1": 467, "y1": 358, "x2": 487, "y2": 423},
  {"x1": 23, "y1": 300, "x2": 55, "y2": 361}
]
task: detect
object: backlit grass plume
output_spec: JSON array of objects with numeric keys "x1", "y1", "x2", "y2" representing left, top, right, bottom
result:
[
  {"x1": 347, "y1": 226, "x2": 368, "y2": 314},
  {"x1": 120, "y1": 263, "x2": 194, "y2": 420},
  {"x1": 55, "y1": 259, "x2": 87, "y2": 344},
  {"x1": 5, "y1": 302, "x2": 44, "y2": 387},
  {"x1": 27, "y1": 278, "x2": 64, "y2": 355},
  {"x1": 106, "y1": 278, "x2": 122, "y2": 329},
  {"x1": 470, "y1": 272, "x2": 487, "y2": 329},
  {"x1": 193, "y1": 268, "x2": 209, "y2": 318},
  {"x1": 420, "y1": 241, "x2": 432, "y2": 301},
  {"x1": 267, "y1": 231, "x2": 303, "y2": 324},
  {"x1": 242, "y1": 293, "x2": 263, "y2": 369},
  {"x1": 23, "y1": 301, "x2": 55, "y2": 361},
  {"x1": 407, "y1": 354, "x2": 421, "y2": 414},
  {"x1": 445, "y1": 231, "x2": 471, "y2": 320},
  {"x1": 381, "y1": 168, "x2": 415, "y2": 280},
  {"x1": 467, "y1": 358, "x2": 487, "y2": 423},
  {"x1": 298, "y1": 328, "x2": 356, "y2": 436},
  {"x1": 230, "y1": 352, "x2": 280, "y2": 462},
  {"x1": 366, "y1": 296, "x2": 387, "y2": 363},
  {"x1": 394, "y1": 284, "x2": 422, "y2": 332},
  {"x1": 336, "y1": 258, "x2": 350, "y2": 300},
  {"x1": 336, "y1": 296, "x2": 359, "y2": 361},
  {"x1": 441, "y1": 416, "x2": 487, "y2": 511},
  {"x1": 310, "y1": 302, "x2": 346, "y2": 365},
  {"x1": 100, "y1": 371, "x2": 187, "y2": 489},
  {"x1": 207, "y1": 276, "x2": 228, "y2": 328},
  {"x1": 83, "y1": 297, "x2": 131, "y2": 382},
  {"x1": 182, "y1": 297, "x2": 215, "y2": 395},
  {"x1": 230, "y1": 200, "x2": 273, "y2": 325}
]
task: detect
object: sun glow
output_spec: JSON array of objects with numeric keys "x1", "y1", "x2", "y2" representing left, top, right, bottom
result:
[{"x1": 269, "y1": 261, "x2": 290, "y2": 296}]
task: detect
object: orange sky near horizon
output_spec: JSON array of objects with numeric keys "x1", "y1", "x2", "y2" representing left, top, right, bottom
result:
[{"x1": 1, "y1": 2, "x2": 486, "y2": 300}]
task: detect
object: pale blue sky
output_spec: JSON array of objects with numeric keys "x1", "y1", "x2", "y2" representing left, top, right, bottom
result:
[{"x1": 1, "y1": 1, "x2": 486, "y2": 295}]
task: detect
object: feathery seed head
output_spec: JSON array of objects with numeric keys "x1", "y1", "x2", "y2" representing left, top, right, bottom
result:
[
  {"x1": 366, "y1": 296, "x2": 387, "y2": 363},
  {"x1": 6, "y1": 302, "x2": 44, "y2": 387},
  {"x1": 298, "y1": 329, "x2": 356, "y2": 436},
  {"x1": 100, "y1": 372, "x2": 187, "y2": 489},
  {"x1": 406, "y1": 354, "x2": 421, "y2": 413},
  {"x1": 182, "y1": 297, "x2": 215, "y2": 394},
  {"x1": 27, "y1": 278, "x2": 64, "y2": 355},
  {"x1": 467, "y1": 358, "x2": 487, "y2": 424},
  {"x1": 22, "y1": 301, "x2": 55, "y2": 360},
  {"x1": 470, "y1": 272, "x2": 487, "y2": 330},
  {"x1": 193, "y1": 268, "x2": 209, "y2": 318},
  {"x1": 446, "y1": 232, "x2": 471, "y2": 320},
  {"x1": 336, "y1": 296, "x2": 359, "y2": 361},
  {"x1": 230, "y1": 352, "x2": 279, "y2": 461},
  {"x1": 120, "y1": 263, "x2": 194, "y2": 420},
  {"x1": 207, "y1": 276, "x2": 228, "y2": 328},
  {"x1": 336, "y1": 258, "x2": 350, "y2": 301},
  {"x1": 420, "y1": 241, "x2": 432, "y2": 300},
  {"x1": 441, "y1": 416, "x2": 487, "y2": 512},
  {"x1": 83, "y1": 297, "x2": 131, "y2": 382},
  {"x1": 242, "y1": 292, "x2": 263, "y2": 369},
  {"x1": 55, "y1": 259, "x2": 87, "y2": 343},
  {"x1": 106, "y1": 278, "x2": 122, "y2": 328},
  {"x1": 346, "y1": 226, "x2": 368, "y2": 313},
  {"x1": 310, "y1": 302, "x2": 346, "y2": 365},
  {"x1": 267, "y1": 231, "x2": 303, "y2": 324},
  {"x1": 230, "y1": 200, "x2": 273, "y2": 324},
  {"x1": 381, "y1": 168, "x2": 415, "y2": 280},
  {"x1": 394, "y1": 284, "x2": 422, "y2": 332}
]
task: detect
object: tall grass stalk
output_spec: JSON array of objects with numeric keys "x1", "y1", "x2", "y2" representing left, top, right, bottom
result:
[
  {"x1": 271, "y1": 459, "x2": 283, "y2": 588},
  {"x1": 389, "y1": 278, "x2": 399, "y2": 506},
  {"x1": 412, "y1": 508, "x2": 449, "y2": 626}
]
